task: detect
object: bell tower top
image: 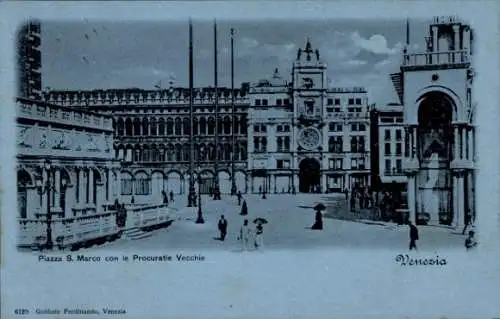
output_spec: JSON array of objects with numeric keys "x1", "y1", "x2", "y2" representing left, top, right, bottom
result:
[
  {"x1": 425, "y1": 16, "x2": 472, "y2": 54},
  {"x1": 296, "y1": 38, "x2": 321, "y2": 62}
]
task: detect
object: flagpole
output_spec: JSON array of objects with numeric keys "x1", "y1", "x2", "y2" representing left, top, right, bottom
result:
[
  {"x1": 187, "y1": 18, "x2": 197, "y2": 207},
  {"x1": 213, "y1": 19, "x2": 220, "y2": 200},
  {"x1": 230, "y1": 27, "x2": 237, "y2": 196}
]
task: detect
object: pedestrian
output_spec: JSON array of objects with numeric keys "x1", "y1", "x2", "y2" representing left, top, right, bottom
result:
[
  {"x1": 218, "y1": 215, "x2": 228, "y2": 241},
  {"x1": 254, "y1": 222, "x2": 264, "y2": 249},
  {"x1": 350, "y1": 193, "x2": 356, "y2": 212},
  {"x1": 311, "y1": 209, "x2": 323, "y2": 230},
  {"x1": 409, "y1": 221, "x2": 419, "y2": 251},
  {"x1": 169, "y1": 190, "x2": 174, "y2": 202},
  {"x1": 292, "y1": 185, "x2": 296, "y2": 195},
  {"x1": 259, "y1": 186, "x2": 262, "y2": 195},
  {"x1": 462, "y1": 213, "x2": 473, "y2": 235},
  {"x1": 344, "y1": 188, "x2": 348, "y2": 200},
  {"x1": 162, "y1": 190, "x2": 168, "y2": 205},
  {"x1": 131, "y1": 196, "x2": 135, "y2": 204},
  {"x1": 465, "y1": 230, "x2": 477, "y2": 250},
  {"x1": 237, "y1": 191, "x2": 242, "y2": 206},
  {"x1": 238, "y1": 219, "x2": 252, "y2": 251}
]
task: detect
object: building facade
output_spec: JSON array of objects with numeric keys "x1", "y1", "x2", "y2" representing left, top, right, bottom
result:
[
  {"x1": 17, "y1": 21, "x2": 42, "y2": 100},
  {"x1": 247, "y1": 41, "x2": 371, "y2": 194},
  {"x1": 392, "y1": 16, "x2": 475, "y2": 227},
  {"x1": 16, "y1": 97, "x2": 118, "y2": 220},
  {"x1": 43, "y1": 87, "x2": 250, "y2": 203}
]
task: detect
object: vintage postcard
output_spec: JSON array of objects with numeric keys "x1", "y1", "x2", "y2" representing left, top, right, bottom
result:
[{"x1": 1, "y1": 1, "x2": 500, "y2": 318}]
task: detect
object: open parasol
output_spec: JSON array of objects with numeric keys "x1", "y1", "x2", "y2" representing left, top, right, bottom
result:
[
  {"x1": 314, "y1": 203, "x2": 326, "y2": 211},
  {"x1": 253, "y1": 217, "x2": 268, "y2": 224}
]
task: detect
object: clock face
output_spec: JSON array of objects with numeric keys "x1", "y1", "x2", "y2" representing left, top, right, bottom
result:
[
  {"x1": 302, "y1": 77, "x2": 314, "y2": 89},
  {"x1": 298, "y1": 127, "x2": 321, "y2": 150}
]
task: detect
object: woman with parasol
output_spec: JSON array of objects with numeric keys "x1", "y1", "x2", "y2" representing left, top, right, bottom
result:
[
  {"x1": 253, "y1": 217, "x2": 268, "y2": 249},
  {"x1": 311, "y1": 203, "x2": 325, "y2": 230}
]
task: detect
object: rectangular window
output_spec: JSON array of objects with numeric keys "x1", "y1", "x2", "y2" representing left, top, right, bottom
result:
[
  {"x1": 396, "y1": 159, "x2": 402, "y2": 172},
  {"x1": 355, "y1": 107, "x2": 362, "y2": 112},
  {"x1": 329, "y1": 123, "x2": 336, "y2": 131},
  {"x1": 261, "y1": 125, "x2": 267, "y2": 132},
  {"x1": 277, "y1": 160, "x2": 284, "y2": 169},
  {"x1": 395, "y1": 129, "x2": 402, "y2": 141},
  {"x1": 135, "y1": 178, "x2": 150, "y2": 195},
  {"x1": 384, "y1": 143, "x2": 391, "y2": 155},
  {"x1": 384, "y1": 129, "x2": 391, "y2": 141},
  {"x1": 327, "y1": 107, "x2": 334, "y2": 113},
  {"x1": 385, "y1": 159, "x2": 391, "y2": 172},
  {"x1": 351, "y1": 124, "x2": 357, "y2": 131},
  {"x1": 255, "y1": 99, "x2": 261, "y2": 106},
  {"x1": 396, "y1": 118, "x2": 404, "y2": 123},
  {"x1": 348, "y1": 98, "x2": 354, "y2": 105},
  {"x1": 284, "y1": 125, "x2": 290, "y2": 132},
  {"x1": 335, "y1": 107, "x2": 341, "y2": 112},
  {"x1": 348, "y1": 107, "x2": 355, "y2": 113},
  {"x1": 329, "y1": 158, "x2": 343, "y2": 169},
  {"x1": 284, "y1": 98, "x2": 290, "y2": 105},
  {"x1": 395, "y1": 142, "x2": 402, "y2": 155},
  {"x1": 334, "y1": 98, "x2": 341, "y2": 105},
  {"x1": 277, "y1": 125, "x2": 283, "y2": 132},
  {"x1": 351, "y1": 158, "x2": 357, "y2": 169},
  {"x1": 276, "y1": 99, "x2": 282, "y2": 106},
  {"x1": 337, "y1": 124, "x2": 342, "y2": 132},
  {"x1": 358, "y1": 158, "x2": 365, "y2": 169},
  {"x1": 355, "y1": 98, "x2": 362, "y2": 105},
  {"x1": 327, "y1": 98, "x2": 333, "y2": 105},
  {"x1": 262, "y1": 99, "x2": 268, "y2": 106},
  {"x1": 254, "y1": 125, "x2": 260, "y2": 133},
  {"x1": 359, "y1": 124, "x2": 366, "y2": 131}
]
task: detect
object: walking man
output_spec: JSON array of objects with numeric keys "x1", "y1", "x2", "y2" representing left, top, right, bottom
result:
[
  {"x1": 254, "y1": 222, "x2": 264, "y2": 249},
  {"x1": 218, "y1": 215, "x2": 228, "y2": 241},
  {"x1": 238, "y1": 219, "x2": 251, "y2": 251},
  {"x1": 409, "y1": 221, "x2": 419, "y2": 251},
  {"x1": 169, "y1": 190, "x2": 174, "y2": 202}
]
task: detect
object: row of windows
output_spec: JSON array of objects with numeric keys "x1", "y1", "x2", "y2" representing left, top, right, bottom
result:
[
  {"x1": 121, "y1": 178, "x2": 150, "y2": 195},
  {"x1": 326, "y1": 107, "x2": 364, "y2": 113},
  {"x1": 254, "y1": 124, "x2": 291, "y2": 133},
  {"x1": 384, "y1": 159, "x2": 403, "y2": 174},
  {"x1": 328, "y1": 157, "x2": 366, "y2": 170},
  {"x1": 124, "y1": 144, "x2": 248, "y2": 162},
  {"x1": 253, "y1": 136, "x2": 292, "y2": 153},
  {"x1": 384, "y1": 142, "x2": 403, "y2": 156},
  {"x1": 327, "y1": 136, "x2": 366, "y2": 153},
  {"x1": 116, "y1": 117, "x2": 248, "y2": 137},
  {"x1": 381, "y1": 117, "x2": 404, "y2": 123},
  {"x1": 254, "y1": 98, "x2": 291, "y2": 106},
  {"x1": 384, "y1": 129, "x2": 403, "y2": 141},
  {"x1": 326, "y1": 98, "x2": 364, "y2": 106}
]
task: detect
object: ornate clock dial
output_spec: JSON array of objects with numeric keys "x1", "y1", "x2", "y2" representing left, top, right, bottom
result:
[
  {"x1": 302, "y1": 77, "x2": 314, "y2": 89},
  {"x1": 298, "y1": 127, "x2": 321, "y2": 150}
]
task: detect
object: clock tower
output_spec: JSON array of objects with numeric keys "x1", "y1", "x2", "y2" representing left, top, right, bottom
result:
[{"x1": 291, "y1": 39, "x2": 328, "y2": 193}]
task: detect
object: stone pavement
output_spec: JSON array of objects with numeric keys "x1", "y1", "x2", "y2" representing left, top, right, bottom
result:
[{"x1": 93, "y1": 193, "x2": 466, "y2": 252}]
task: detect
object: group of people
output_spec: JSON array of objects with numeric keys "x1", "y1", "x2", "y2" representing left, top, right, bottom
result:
[
  {"x1": 408, "y1": 221, "x2": 477, "y2": 251},
  {"x1": 217, "y1": 215, "x2": 265, "y2": 251},
  {"x1": 346, "y1": 186, "x2": 376, "y2": 212}
]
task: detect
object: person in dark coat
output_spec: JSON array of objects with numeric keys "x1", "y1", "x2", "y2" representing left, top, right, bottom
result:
[
  {"x1": 311, "y1": 209, "x2": 323, "y2": 230},
  {"x1": 218, "y1": 215, "x2": 228, "y2": 241},
  {"x1": 350, "y1": 193, "x2": 356, "y2": 212},
  {"x1": 237, "y1": 191, "x2": 242, "y2": 206},
  {"x1": 162, "y1": 190, "x2": 168, "y2": 205},
  {"x1": 409, "y1": 221, "x2": 419, "y2": 251},
  {"x1": 169, "y1": 190, "x2": 174, "y2": 202},
  {"x1": 465, "y1": 230, "x2": 477, "y2": 250},
  {"x1": 130, "y1": 196, "x2": 135, "y2": 204}
]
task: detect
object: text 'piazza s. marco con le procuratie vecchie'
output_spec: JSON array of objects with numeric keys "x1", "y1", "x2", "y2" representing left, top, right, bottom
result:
[{"x1": 38, "y1": 253, "x2": 206, "y2": 263}]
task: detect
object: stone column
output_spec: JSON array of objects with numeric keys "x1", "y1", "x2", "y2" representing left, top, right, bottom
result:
[
  {"x1": 322, "y1": 174, "x2": 327, "y2": 193},
  {"x1": 432, "y1": 26, "x2": 439, "y2": 54},
  {"x1": 407, "y1": 173, "x2": 417, "y2": 224},
  {"x1": 467, "y1": 171, "x2": 474, "y2": 221},
  {"x1": 456, "y1": 173, "x2": 465, "y2": 229},
  {"x1": 461, "y1": 127, "x2": 467, "y2": 160},
  {"x1": 41, "y1": 169, "x2": 48, "y2": 215},
  {"x1": 78, "y1": 168, "x2": 85, "y2": 204},
  {"x1": 412, "y1": 127, "x2": 417, "y2": 158},
  {"x1": 107, "y1": 168, "x2": 113, "y2": 202},
  {"x1": 54, "y1": 169, "x2": 61, "y2": 209},
  {"x1": 468, "y1": 128, "x2": 474, "y2": 161},
  {"x1": 273, "y1": 175, "x2": 277, "y2": 193},
  {"x1": 64, "y1": 185, "x2": 74, "y2": 218},
  {"x1": 89, "y1": 168, "x2": 94, "y2": 205},
  {"x1": 454, "y1": 126, "x2": 460, "y2": 160},
  {"x1": 453, "y1": 24, "x2": 461, "y2": 51},
  {"x1": 452, "y1": 174, "x2": 458, "y2": 225}
]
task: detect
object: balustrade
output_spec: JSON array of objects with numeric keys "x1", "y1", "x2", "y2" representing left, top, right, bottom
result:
[{"x1": 403, "y1": 50, "x2": 469, "y2": 67}]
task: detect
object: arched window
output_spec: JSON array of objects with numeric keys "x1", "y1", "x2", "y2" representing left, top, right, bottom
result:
[
  {"x1": 166, "y1": 144, "x2": 175, "y2": 161},
  {"x1": 133, "y1": 118, "x2": 141, "y2": 136},
  {"x1": 166, "y1": 118, "x2": 174, "y2": 135},
  {"x1": 217, "y1": 118, "x2": 223, "y2": 135},
  {"x1": 223, "y1": 116, "x2": 231, "y2": 135},
  {"x1": 142, "y1": 118, "x2": 149, "y2": 136},
  {"x1": 151, "y1": 145, "x2": 158, "y2": 161},
  {"x1": 284, "y1": 136, "x2": 290, "y2": 151},
  {"x1": 183, "y1": 117, "x2": 190, "y2": 136},
  {"x1": 117, "y1": 118, "x2": 124, "y2": 136},
  {"x1": 159, "y1": 118, "x2": 165, "y2": 135},
  {"x1": 234, "y1": 117, "x2": 239, "y2": 135},
  {"x1": 142, "y1": 145, "x2": 150, "y2": 162},
  {"x1": 193, "y1": 118, "x2": 199, "y2": 135},
  {"x1": 224, "y1": 143, "x2": 231, "y2": 160},
  {"x1": 199, "y1": 117, "x2": 207, "y2": 135},
  {"x1": 182, "y1": 144, "x2": 190, "y2": 161},
  {"x1": 150, "y1": 118, "x2": 157, "y2": 136},
  {"x1": 158, "y1": 145, "x2": 165, "y2": 162},
  {"x1": 133, "y1": 145, "x2": 141, "y2": 162},
  {"x1": 175, "y1": 144, "x2": 182, "y2": 161},
  {"x1": 208, "y1": 144, "x2": 215, "y2": 161},
  {"x1": 208, "y1": 117, "x2": 215, "y2": 135},
  {"x1": 175, "y1": 118, "x2": 182, "y2": 135},
  {"x1": 199, "y1": 144, "x2": 207, "y2": 160},
  {"x1": 125, "y1": 118, "x2": 133, "y2": 136},
  {"x1": 277, "y1": 137, "x2": 283, "y2": 151},
  {"x1": 217, "y1": 144, "x2": 223, "y2": 161}
]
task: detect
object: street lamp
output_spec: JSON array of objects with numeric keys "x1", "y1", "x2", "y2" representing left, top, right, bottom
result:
[
  {"x1": 195, "y1": 146, "x2": 205, "y2": 224},
  {"x1": 36, "y1": 159, "x2": 54, "y2": 250}
]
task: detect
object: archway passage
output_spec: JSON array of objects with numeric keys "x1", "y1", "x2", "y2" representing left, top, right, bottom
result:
[
  {"x1": 417, "y1": 91, "x2": 454, "y2": 225},
  {"x1": 299, "y1": 158, "x2": 321, "y2": 193}
]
